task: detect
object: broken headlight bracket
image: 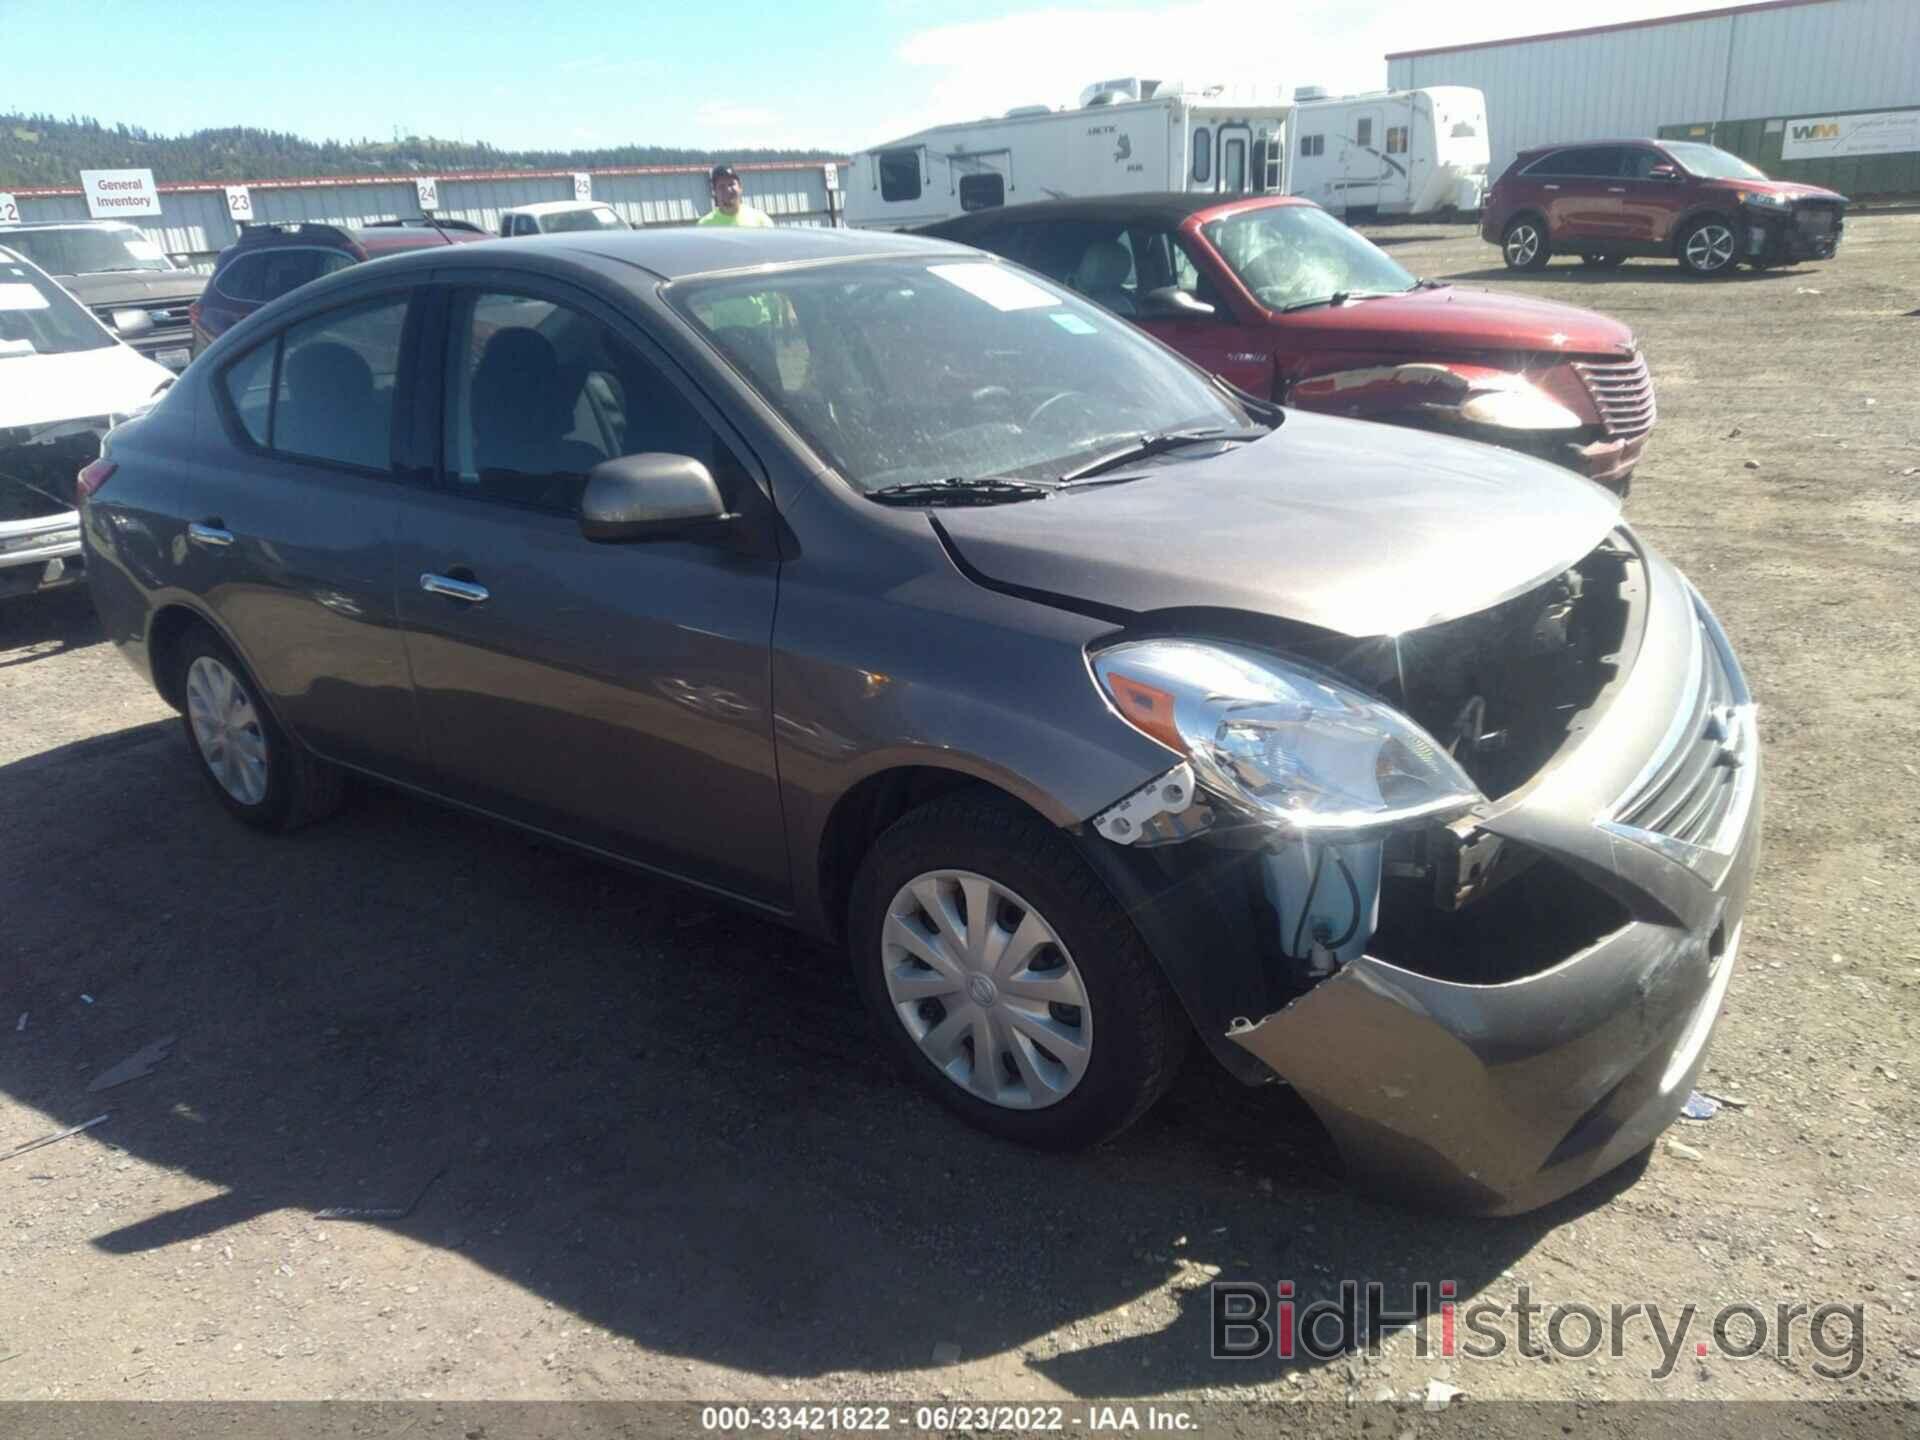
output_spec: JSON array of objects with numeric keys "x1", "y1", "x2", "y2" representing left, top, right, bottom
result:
[{"x1": 1090, "y1": 761, "x2": 1213, "y2": 846}]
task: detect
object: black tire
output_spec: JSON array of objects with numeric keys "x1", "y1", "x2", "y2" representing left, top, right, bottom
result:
[
  {"x1": 1677, "y1": 216, "x2": 1738, "y2": 276},
  {"x1": 172, "y1": 623, "x2": 343, "y2": 832},
  {"x1": 848, "y1": 792, "x2": 1190, "y2": 1150},
  {"x1": 1501, "y1": 216, "x2": 1551, "y2": 271},
  {"x1": 1581, "y1": 253, "x2": 1627, "y2": 270}
]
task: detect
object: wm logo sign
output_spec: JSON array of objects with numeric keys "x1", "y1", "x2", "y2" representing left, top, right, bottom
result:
[{"x1": 1791, "y1": 123, "x2": 1842, "y2": 141}]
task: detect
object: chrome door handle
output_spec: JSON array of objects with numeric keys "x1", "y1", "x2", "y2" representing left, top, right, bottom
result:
[
  {"x1": 420, "y1": 572, "x2": 489, "y2": 604},
  {"x1": 187, "y1": 521, "x2": 234, "y2": 547},
  {"x1": 1542, "y1": 184, "x2": 1560, "y2": 190},
  {"x1": 1607, "y1": 186, "x2": 1627, "y2": 193}
]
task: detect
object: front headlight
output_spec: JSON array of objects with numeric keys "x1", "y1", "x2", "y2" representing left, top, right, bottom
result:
[
  {"x1": 1741, "y1": 191, "x2": 1791, "y2": 210},
  {"x1": 1455, "y1": 374, "x2": 1584, "y2": 431},
  {"x1": 1093, "y1": 640, "x2": 1483, "y2": 836}
]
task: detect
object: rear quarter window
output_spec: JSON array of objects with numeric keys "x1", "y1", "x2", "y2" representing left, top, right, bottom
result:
[{"x1": 222, "y1": 342, "x2": 276, "y2": 446}]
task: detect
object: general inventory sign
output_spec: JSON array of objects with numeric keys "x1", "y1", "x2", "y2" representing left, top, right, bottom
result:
[
  {"x1": 81, "y1": 168, "x2": 161, "y2": 218},
  {"x1": 1780, "y1": 109, "x2": 1920, "y2": 161}
]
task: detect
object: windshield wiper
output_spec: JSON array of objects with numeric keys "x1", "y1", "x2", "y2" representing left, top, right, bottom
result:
[
  {"x1": 1278, "y1": 289, "x2": 1404, "y2": 313},
  {"x1": 1058, "y1": 427, "x2": 1270, "y2": 484},
  {"x1": 866, "y1": 475, "x2": 1053, "y2": 507}
]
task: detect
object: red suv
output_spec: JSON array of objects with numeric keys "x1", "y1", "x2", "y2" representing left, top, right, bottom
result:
[
  {"x1": 923, "y1": 193, "x2": 1653, "y2": 494},
  {"x1": 1484, "y1": 140, "x2": 1846, "y2": 277}
]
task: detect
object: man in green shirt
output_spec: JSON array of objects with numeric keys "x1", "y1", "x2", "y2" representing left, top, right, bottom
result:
[{"x1": 698, "y1": 164, "x2": 774, "y2": 227}]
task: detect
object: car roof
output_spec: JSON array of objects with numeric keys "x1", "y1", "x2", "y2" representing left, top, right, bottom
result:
[
  {"x1": 416, "y1": 224, "x2": 976, "y2": 281},
  {"x1": 920, "y1": 191, "x2": 1311, "y2": 234},
  {"x1": 503, "y1": 200, "x2": 614, "y2": 216},
  {"x1": 0, "y1": 219, "x2": 142, "y2": 232},
  {"x1": 1518, "y1": 139, "x2": 1666, "y2": 154}
]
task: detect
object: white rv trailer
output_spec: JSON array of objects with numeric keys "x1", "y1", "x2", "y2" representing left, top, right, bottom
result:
[
  {"x1": 842, "y1": 78, "x2": 1291, "y2": 231},
  {"x1": 844, "y1": 80, "x2": 1489, "y2": 230},
  {"x1": 1282, "y1": 85, "x2": 1490, "y2": 218}
]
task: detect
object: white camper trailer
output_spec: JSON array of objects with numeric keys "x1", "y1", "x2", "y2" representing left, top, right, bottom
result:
[
  {"x1": 1282, "y1": 85, "x2": 1489, "y2": 218},
  {"x1": 843, "y1": 78, "x2": 1292, "y2": 231}
]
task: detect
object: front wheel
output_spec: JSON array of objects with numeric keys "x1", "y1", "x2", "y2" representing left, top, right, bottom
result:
[
  {"x1": 1502, "y1": 218, "x2": 1550, "y2": 271},
  {"x1": 849, "y1": 793, "x2": 1189, "y2": 1149},
  {"x1": 1678, "y1": 218, "x2": 1738, "y2": 276}
]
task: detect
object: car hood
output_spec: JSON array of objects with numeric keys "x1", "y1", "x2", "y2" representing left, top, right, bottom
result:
[
  {"x1": 55, "y1": 271, "x2": 208, "y2": 307},
  {"x1": 0, "y1": 344, "x2": 176, "y2": 430},
  {"x1": 933, "y1": 410, "x2": 1623, "y2": 638},
  {"x1": 1281, "y1": 285, "x2": 1636, "y2": 360}
]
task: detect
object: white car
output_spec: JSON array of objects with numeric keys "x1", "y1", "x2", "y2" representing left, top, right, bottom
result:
[
  {"x1": 497, "y1": 200, "x2": 630, "y2": 237},
  {"x1": 1, "y1": 245, "x2": 175, "y2": 602}
]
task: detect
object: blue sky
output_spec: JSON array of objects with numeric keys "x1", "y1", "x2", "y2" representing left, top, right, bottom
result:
[{"x1": 2, "y1": 1, "x2": 1731, "y2": 154}]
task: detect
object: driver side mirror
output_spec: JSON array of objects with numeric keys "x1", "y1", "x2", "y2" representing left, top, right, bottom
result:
[
  {"x1": 1648, "y1": 164, "x2": 1680, "y2": 181},
  {"x1": 579, "y1": 453, "x2": 728, "y2": 542},
  {"x1": 1141, "y1": 286, "x2": 1216, "y2": 319}
]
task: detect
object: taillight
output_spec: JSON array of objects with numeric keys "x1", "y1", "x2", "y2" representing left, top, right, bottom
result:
[
  {"x1": 187, "y1": 299, "x2": 202, "y2": 328},
  {"x1": 76, "y1": 459, "x2": 118, "y2": 502}
]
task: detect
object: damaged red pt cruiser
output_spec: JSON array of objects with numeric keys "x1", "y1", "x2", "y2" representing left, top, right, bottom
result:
[{"x1": 83, "y1": 226, "x2": 1760, "y2": 1215}]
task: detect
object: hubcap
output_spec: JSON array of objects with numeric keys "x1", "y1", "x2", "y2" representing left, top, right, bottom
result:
[
  {"x1": 1687, "y1": 224, "x2": 1734, "y2": 271},
  {"x1": 1505, "y1": 225, "x2": 1539, "y2": 265},
  {"x1": 185, "y1": 656, "x2": 270, "y2": 806},
  {"x1": 882, "y1": 870, "x2": 1091, "y2": 1110}
]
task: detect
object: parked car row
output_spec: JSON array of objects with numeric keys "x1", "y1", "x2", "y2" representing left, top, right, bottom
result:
[{"x1": 78, "y1": 224, "x2": 1763, "y2": 1214}]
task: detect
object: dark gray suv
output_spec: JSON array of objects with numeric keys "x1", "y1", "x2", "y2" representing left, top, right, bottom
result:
[{"x1": 81, "y1": 227, "x2": 1761, "y2": 1214}]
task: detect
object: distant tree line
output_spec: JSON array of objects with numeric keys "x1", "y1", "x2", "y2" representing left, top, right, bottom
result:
[{"x1": 1, "y1": 113, "x2": 839, "y2": 188}]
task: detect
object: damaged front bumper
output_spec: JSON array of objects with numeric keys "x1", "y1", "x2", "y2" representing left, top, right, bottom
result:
[
  {"x1": 1741, "y1": 202, "x2": 1844, "y2": 265},
  {"x1": 1079, "y1": 548, "x2": 1761, "y2": 1215}
]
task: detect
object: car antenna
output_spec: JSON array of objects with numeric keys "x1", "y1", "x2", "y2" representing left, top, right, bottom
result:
[{"x1": 420, "y1": 209, "x2": 455, "y2": 244}]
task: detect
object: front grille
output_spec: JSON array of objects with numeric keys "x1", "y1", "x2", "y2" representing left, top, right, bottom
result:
[
  {"x1": 1613, "y1": 623, "x2": 1745, "y2": 847},
  {"x1": 1794, "y1": 206, "x2": 1838, "y2": 238},
  {"x1": 88, "y1": 302, "x2": 193, "y2": 331},
  {"x1": 1574, "y1": 352, "x2": 1656, "y2": 441}
]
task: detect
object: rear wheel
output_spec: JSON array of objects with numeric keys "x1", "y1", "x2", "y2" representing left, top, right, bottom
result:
[
  {"x1": 174, "y1": 624, "x2": 342, "y2": 831},
  {"x1": 1581, "y1": 253, "x2": 1627, "y2": 270},
  {"x1": 849, "y1": 793, "x2": 1189, "y2": 1149},
  {"x1": 1502, "y1": 217, "x2": 1550, "y2": 271},
  {"x1": 1678, "y1": 218, "x2": 1738, "y2": 276}
]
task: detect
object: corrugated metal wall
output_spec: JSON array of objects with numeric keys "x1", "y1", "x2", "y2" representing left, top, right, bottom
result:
[
  {"x1": 1389, "y1": 0, "x2": 1920, "y2": 184},
  {"x1": 7, "y1": 164, "x2": 844, "y2": 263}
]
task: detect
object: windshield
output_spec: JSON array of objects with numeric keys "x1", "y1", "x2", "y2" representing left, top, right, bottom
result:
[
  {"x1": 1661, "y1": 142, "x2": 1768, "y2": 181},
  {"x1": 1, "y1": 226, "x2": 174, "y2": 275},
  {"x1": 543, "y1": 205, "x2": 627, "y2": 233},
  {"x1": 1203, "y1": 204, "x2": 1416, "y2": 312},
  {"x1": 669, "y1": 258, "x2": 1254, "y2": 492},
  {"x1": 0, "y1": 255, "x2": 116, "y2": 358}
]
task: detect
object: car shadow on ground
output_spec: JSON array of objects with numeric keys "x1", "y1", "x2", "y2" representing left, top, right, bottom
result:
[
  {"x1": 0, "y1": 587, "x2": 102, "y2": 668},
  {"x1": 1, "y1": 725, "x2": 1640, "y2": 1394},
  {"x1": 1441, "y1": 263, "x2": 1812, "y2": 286}
]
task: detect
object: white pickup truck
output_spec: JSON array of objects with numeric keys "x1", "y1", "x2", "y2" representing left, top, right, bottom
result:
[{"x1": 497, "y1": 201, "x2": 630, "y2": 237}]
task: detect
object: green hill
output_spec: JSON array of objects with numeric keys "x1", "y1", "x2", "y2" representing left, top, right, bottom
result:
[{"x1": 1, "y1": 113, "x2": 839, "y2": 189}]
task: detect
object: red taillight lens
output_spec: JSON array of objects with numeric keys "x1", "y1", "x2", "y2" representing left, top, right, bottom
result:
[
  {"x1": 76, "y1": 459, "x2": 117, "y2": 502},
  {"x1": 187, "y1": 299, "x2": 202, "y2": 327}
]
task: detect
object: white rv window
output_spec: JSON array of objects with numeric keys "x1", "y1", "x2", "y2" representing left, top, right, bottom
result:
[
  {"x1": 1386, "y1": 126, "x2": 1408, "y2": 155},
  {"x1": 959, "y1": 173, "x2": 1004, "y2": 211},
  {"x1": 1356, "y1": 118, "x2": 1373, "y2": 149},
  {"x1": 1223, "y1": 138, "x2": 1247, "y2": 193},
  {"x1": 1299, "y1": 134, "x2": 1324, "y2": 158},
  {"x1": 1191, "y1": 129, "x2": 1212, "y2": 184},
  {"x1": 878, "y1": 149, "x2": 921, "y2": 203},
  {"x1": 1451, "y1": 120, "x2": 1479, "y2": 138}
]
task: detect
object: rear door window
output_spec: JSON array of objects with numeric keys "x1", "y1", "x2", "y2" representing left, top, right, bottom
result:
[
  {"x1": 269, "y1": 295, "x2": 409, "y2": 471},
  {"x1": 222, "y1": 342, "x2": 276, "y2": 446}
]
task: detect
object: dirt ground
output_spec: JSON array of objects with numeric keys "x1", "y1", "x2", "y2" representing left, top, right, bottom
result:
[{"x1": 2, "y1": 213, "x2": 1917, "y2": 1411}]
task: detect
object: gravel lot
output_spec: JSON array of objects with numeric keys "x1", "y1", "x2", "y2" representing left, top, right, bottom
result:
[{"x1": 3, "y1": 213, "x2": 1917, "y2": 1408}]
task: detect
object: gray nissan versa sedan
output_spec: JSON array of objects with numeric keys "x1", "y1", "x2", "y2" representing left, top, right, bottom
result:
[{"x1": 81, "y1": 226, "x2": 1761, "y2": 1215}]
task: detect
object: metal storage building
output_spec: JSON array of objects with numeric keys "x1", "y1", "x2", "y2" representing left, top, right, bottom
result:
[{"x1": 1387, "y1": 0, "x2": 1920, "y2": 195}]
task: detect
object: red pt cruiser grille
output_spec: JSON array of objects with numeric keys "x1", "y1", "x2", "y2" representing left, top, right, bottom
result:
[{"x1": 1574, "y1": 352, "x2": 1656, "y2": 440}]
